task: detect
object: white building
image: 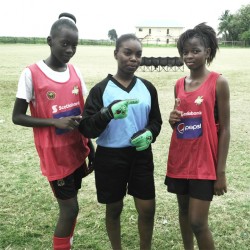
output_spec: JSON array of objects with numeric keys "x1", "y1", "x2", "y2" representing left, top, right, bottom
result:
[{"x1": 135, "y1": 20, "x2": 184, "y2": 45}]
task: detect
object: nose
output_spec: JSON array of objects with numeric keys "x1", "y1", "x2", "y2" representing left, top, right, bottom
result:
[
  {"x1": 130, "y1": 54, "x2": 137, "y2": 61},
  {"x1": 185, "y1": 52, "x2": 193, "y2": 58},
  {"x1": 66, "y1": 45, "x2": 74, "y2": 54}
]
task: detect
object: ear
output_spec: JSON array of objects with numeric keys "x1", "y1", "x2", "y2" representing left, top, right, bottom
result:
[
  {"x1": 47, "y1": 36, "x2": 52, "y2": 47},
  {"x1": 206, "y1": 48, "x2": 211, "y2": 59},
  {"x1": 114, "y1": 49, "x2": 118, "y2": 59}
]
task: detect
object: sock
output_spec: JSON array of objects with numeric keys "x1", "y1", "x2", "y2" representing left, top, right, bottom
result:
[{"x1": 53, "y1": 236, "x2": 71, "y2": 250}]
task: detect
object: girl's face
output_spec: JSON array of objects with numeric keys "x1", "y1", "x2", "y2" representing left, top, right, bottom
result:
[
  {"x1": 114, "y1": 39, "x2": 142, "y2": 75},
  {"x1": 182, "y1": 37, "x2": 210, "y2": 70},
  {"x1": 48, "y1": 27, "x2": 78, "y2": 65}
]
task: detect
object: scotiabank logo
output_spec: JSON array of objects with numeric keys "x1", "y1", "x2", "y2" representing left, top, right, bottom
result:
[
  {"x1": 52, "y1": 105, "x2": 58, "y2": 113},
  {"x1": 52, "y1": 101, "x2": 80, "y2": 114},
  {"x1": 176, "y1": 117, "x2": 202, "y2": 139}
]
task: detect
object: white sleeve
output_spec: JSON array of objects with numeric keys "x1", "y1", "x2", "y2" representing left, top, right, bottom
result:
[
  {"x1": 74, "y1": 66, "x2": 88, "y2": 96},
  {"x1": 16, "y1": 68, "x2": 34, "y2": 103}
]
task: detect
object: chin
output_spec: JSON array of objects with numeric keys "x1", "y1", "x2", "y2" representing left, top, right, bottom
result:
[{"x1": 127, "y1": 68, "x2": 137, "y2": 73}]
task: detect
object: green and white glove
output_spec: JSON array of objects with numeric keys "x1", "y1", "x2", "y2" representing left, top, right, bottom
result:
[
  {"x1": 101, "y1": 99, "x2": 139, "y2": 121},
  {"x1": 130, "y1": 129, "x2": 153, "y2": 151}
]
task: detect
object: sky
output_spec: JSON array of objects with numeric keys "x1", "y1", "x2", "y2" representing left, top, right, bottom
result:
[{"x1": 1, "y1": 0, "x2": 249, "y2": 39}]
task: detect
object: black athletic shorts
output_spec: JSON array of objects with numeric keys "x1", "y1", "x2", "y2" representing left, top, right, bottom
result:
[
  {"x1": 50, "y1": 163, "x2": 86, "y2": 200},
  {"x1": 165, "y1": 176, "x2": 214, "y2": 201},
  {"x1": 94, "y1": 146, "x2": 155, "y2": 204}
]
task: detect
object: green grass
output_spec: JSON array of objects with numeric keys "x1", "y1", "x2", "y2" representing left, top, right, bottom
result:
[{"x1": 0, "y1": 44, "x2": 249, "y2": 249}]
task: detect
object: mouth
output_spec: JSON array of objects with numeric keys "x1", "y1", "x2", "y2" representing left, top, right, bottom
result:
[
  {"x1": 63, "y1": 55, "x2": 72, "y2": 61},
  {"x1": 185, "y1": 61, "x2": 195, "y2": 66},
  {"x1": 127, "y1": 64, "x2": 138, "y2": 70}
]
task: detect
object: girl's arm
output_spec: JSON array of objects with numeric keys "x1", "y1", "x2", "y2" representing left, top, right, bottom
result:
[
  {"x1": 214, "y1": 75, "x2": 230, "y2": 195},
  {"x1": 169, "y1": 86, "x2": 182, "y2": 129},
  {"x1": 145, "y1": 84, "x2": 162, "y2": 142},
  {"x1": 78, "y1": 84, "x2": 110, "y2": 138},
  {"x1": 12, "y1": 98, "x2": 82, "y2": 130}
]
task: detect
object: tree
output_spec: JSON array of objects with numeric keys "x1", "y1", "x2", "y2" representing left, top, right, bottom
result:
[
  {"x1": 217, "y1": 10, "x2": 234, "y2": 40},
  {"x1": 108, "y1": 29, "x2": 118, "y2": 41},
  {"x1": 234, "y1": 4, "x2": 250, "y2": 42},
  {"x1": 218, "y1": 4, "x2": 250, "y2": 42},
  {"x1": 240, "y1": 31, "x2": 250, "y2": 45}
]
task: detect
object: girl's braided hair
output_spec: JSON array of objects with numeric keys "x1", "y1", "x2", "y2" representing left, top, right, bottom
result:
[{"x1": 177, "y1": 23, "x2": 219, "y2": 65}]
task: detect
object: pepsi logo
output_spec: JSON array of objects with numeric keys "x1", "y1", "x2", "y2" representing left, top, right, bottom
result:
[{"x1": 177, "y1": 123, "x2": 185, "y2": 134}]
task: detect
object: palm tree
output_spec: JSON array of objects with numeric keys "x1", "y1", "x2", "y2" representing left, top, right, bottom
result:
[{"x1": 218, "y1": 10, "x2": 233, "y2": 40}]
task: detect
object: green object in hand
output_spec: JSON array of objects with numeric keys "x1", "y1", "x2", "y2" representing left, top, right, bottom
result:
[
  {"x1": 130, "y1": 129, "x2": 153, "y2": 151},
  {"x1": 110, "y1": 99, "x2": 139, "y2": 119}
]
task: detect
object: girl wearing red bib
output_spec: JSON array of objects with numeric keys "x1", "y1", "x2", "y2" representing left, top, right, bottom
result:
[
  {"x1": 12, "y1": 13, "x2": 94, "y2": 250},
  {"x1": 165, "y1": 23, "x2": 230, "y2": 250}
]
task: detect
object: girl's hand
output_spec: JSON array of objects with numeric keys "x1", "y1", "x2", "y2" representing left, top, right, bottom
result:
[
  {"x1": 214, "y1": 172, "x2": 227, "y2": 196},
  {"x1": 53, "y1": 115, "x2": 82, "y2": 130},
  {"x1": 169, "y1": 98, "x2": 182, "y2": 127}
]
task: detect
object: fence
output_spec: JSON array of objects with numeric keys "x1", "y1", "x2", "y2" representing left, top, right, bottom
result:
[{"x1": 219, "y1": 40, "x2": 248, "y2": 47}]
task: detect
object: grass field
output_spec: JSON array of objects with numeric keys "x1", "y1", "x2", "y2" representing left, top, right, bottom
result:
[{"x1": 0, "y1": 44, "x2": 249, "y2": 250}]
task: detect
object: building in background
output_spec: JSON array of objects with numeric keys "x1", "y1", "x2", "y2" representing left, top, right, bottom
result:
[{"x1": 135, "y1": 20, "x2": 184, "y2": 45}]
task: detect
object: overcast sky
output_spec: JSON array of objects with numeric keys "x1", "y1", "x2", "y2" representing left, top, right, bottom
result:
[{"x1": 1, "y1": 0, "x2": 249, "y2": 39}]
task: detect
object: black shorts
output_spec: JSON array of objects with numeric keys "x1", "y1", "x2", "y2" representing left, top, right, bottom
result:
[
  {"x1": 94, "y1": 146, "x2": 155, "y2": 204},
  {"x1": 50, "y1": 163, "x2": 86, "y2": 200},
  {"x1": 165, "y1": 176, "x2": 214, "y2": 201}
]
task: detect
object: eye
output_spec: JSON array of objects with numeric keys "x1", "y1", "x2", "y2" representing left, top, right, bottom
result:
[
  {"x1": 61, "y1": 41, "x2": 68, "y2": 47},
  {"x1": 72, "y1": 44, "x2": 78, "y2": 50},
  {"x1": 124, "y1": 50, "x2": 132, "y2": 56},
  {"x1": 136, "y1": 51, "x2": 142, "y2": 58}
]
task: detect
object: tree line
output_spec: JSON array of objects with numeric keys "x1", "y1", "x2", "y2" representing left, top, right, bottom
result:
[
  {"x1": 0, "y1": 37, "x2": 115, "y2": 46},
  {"x1": 1, "y1": 4, "x2": 249, "y2": 46},
  {"x1": 218, "y1": 4, "x2": 250, "y2": 44}
]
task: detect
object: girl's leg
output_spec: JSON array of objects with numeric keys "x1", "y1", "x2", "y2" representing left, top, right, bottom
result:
[
  {"x1": 134, "y1": 197, "x2": 155, "y2": 250},
  {"x1": 53, "y1": 196, "x2": 79, "y2": 250},
  {"x1": 189, "y1": 198, "x2": 215, "y2": 250},
  {"x1": 106, "y1": 200, "x2": 123, "y2": 250},
  {"x1": 55, "y1": 196, "x2": 79, "y2": 236},
  {"x1": 177, "y1": 194, "x2": 194, "y2": 250}
]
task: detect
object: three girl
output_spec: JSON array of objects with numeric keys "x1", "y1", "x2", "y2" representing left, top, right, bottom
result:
[{"x1": 13, "y1": 19, "x2": 230, "y2": 249}]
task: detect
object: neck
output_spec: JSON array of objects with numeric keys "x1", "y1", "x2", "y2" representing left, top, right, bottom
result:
[
  {"x1": 190, "y1": 67, "x2": 209, "y2": 80},
  {"x1": 44, "y1": 58, "x2": 67, "y2": 72},
  {"x1": 113, "y1": 73, "x2": 134, "y2": 88}
]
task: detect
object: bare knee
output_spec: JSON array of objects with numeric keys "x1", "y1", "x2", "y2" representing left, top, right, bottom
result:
[
  {"x1": 188, "y1": 198, "x2": 211, "y2": 235},
  {"x1": 190, "y1": 219, "x2": 208, "y2": 235},
  {"x1": 106, "y1": 201, "x2": 123, "y2": 220},
  {"x1": 135, "y1": 198, "x2": 155, "y2": 220},
  {"x1": 140, "y1": 205, "x2": 155, "y2": 220},
  {"x1": 58, "y1": 198, "x2": 79, "y2": 220},
  {"x1": 68, "y1": 203, "x2": 79, "y2": 219}
]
